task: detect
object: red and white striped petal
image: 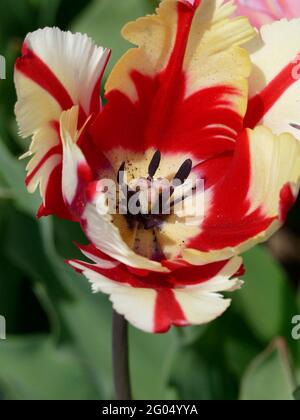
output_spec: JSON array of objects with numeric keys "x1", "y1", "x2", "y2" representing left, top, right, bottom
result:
[
  {"x1": 60, "y1": 106, "x2": 93, "y2": 217},
  {"x1": 15, "y1": 28, "x2": 110, "y2": 136},
  {"x1": 245, "y1": 18, "x2": 300, "y2": 138},
  {"x1": 81, "y1": 198, "x2": 169, "y2": 273},
  {"x1": 15, "y1": 27, "x2": 110, "y2": 216},
  {"x1": 90, "y1": 0, "x2": 254, "y2": 160},
  {"x1": 24, "y1": 124, "x2": 60, "y2": 194},
  {"x1": 183, "y1": 125, "x2": 300, "y2": 265},
  {"x1": 69, "y1": 247, "x2": 243, "y2": 333}
]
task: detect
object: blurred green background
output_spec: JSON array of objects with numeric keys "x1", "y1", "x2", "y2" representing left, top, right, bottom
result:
[{"x1": 0, "y1": 0, "x2": 300, "y2": 401}]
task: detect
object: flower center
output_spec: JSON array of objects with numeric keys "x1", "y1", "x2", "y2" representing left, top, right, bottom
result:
[{"x1": 117, "y1": 151, "x2": 193, "y2": 231}]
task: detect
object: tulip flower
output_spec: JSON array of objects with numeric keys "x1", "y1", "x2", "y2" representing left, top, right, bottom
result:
[
  {"x1": 235, "y1": 0, "x2": 300, "y2": 27},
  {"x1": 14, "y1": 0, "x2": 300, "y2": 336}
]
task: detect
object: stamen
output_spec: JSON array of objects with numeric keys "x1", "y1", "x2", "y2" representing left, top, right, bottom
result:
[
  {"x1": 173, "y1": 159, "x2": 193, "y2": 185},
  {"x1": 290, "y1": 123, "x2": 300, "y2": 130},
  {"x1": 120, "y1": 154, "x2": 194, "y2": 233},
  {"x1": 148, "y1": 150, "x2": 161, "y2": 178}
]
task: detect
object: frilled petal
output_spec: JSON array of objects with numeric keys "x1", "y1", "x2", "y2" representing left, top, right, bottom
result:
[
  {"x1": 183, "y1": 125, "x2": 300, "y2": 264},
  {"x1": 14, "y1": 27, "x2": 110, "y2": 217},
  {"x1": 90, "y1": 0, "x2": 254, "y2": 162},
  {"x1": 68, "y1": 244, "x2": 243, "y2": 333},
  {"x1": 244, "y1": 18, "x2": 300, "y2": 138}
]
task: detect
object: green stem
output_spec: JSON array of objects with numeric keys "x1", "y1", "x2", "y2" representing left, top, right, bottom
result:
[{"x1": 112, "y1": 310, "x2": 132, "y2": 400}]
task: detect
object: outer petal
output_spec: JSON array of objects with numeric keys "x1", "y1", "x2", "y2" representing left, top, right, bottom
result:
[
  {"x1": 245, "y1": 18, "x2": 300, "y2": 138},
  {"x1": 183, "y1": 125, "x2": 300, "y2": 265},
  {"x1": 69, "y1": 245, "x2": 243, "y2": 333},
  {"x1": 91, "y1": 0, "x2": 254, "y2": 161},
  {"x1": 14, "y1": 27, "x2": 110, "y2": 217}
]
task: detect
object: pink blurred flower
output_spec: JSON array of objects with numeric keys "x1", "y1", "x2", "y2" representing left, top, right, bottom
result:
[{"x1": 235, "y1": 0, "x2": 300, "y2": 27}]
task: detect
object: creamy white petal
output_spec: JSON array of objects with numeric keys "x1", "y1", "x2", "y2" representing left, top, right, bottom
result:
[{"x1": 246, "y1": 18, "x2": 300, "y2": 137}]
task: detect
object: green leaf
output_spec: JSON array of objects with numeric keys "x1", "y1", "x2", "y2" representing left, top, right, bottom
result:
[
  {"x1": 72, "y1": 0, "x2": 156, "y2": 74},
  {"x1": 0, "y1": 255, "x2": 24, "y2": 334},
  {"x1": 294, "y1": 386, "x2": 300, "y2": 400},
  {"x1": 37, "y1": 0, "x2": 61, "y2": 27},
  {"x1": 171, "y1": 345, "x2": 239, "y2": 400},
  {"x1": 233, "y1": 245, "x2": 296, "y2": 343},
  {"x1": 4, "y1": 211, "x2": 112, "y2": 397},
  {"x1": 240, "y1": 339, "x2": 296, "y2": 400},
  {"x1": 5, "y1": 211, "x2": 71, "y2": 305},
  {"x1": 0, "y1": 140, "x2": 39, "y2": 216},
  {"x1": 0, "y1": 335, "x2": 99, "y2": 400},
  {"x1": 171, "y1": 322, "x2": 238, "y2": 400},
  {"x1": 130, "y1": 328, "x2": 178, "y2": 400},
  {"x1": 0, "y1": 0, "x2": 36, "y2": 46},
  {"x1": 224, "y1": 335, "x2": 261, "y2": 379},
  {"x1": 184, "y1": 327, "x2": 208, "y2": 346}
]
